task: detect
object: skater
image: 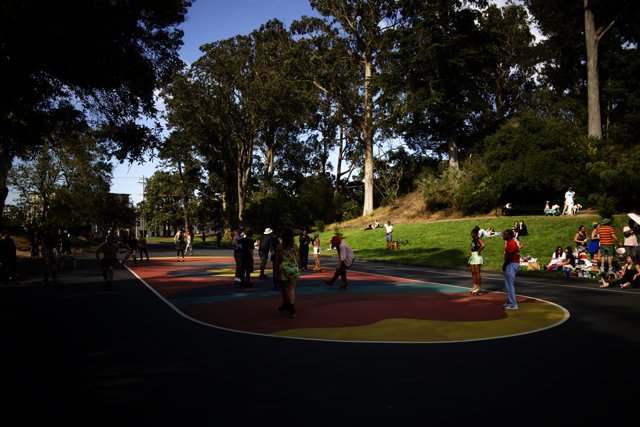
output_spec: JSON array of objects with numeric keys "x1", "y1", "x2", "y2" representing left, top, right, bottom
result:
[
  {"x1": 312, "y1": 232, "x2": 322, "y2": 272},
  {"x1": 174, "y1": 228, "x2": 186, "y2": 261},
  {"x1": 469, "y1": 226, "x2": 485, "y2": 295},
  {"x1": 324, "y1": 235, "x2": 355, "y2": 290},
  {"x1": 96, "y1": 235, "x2": 120, "y2": 289},
  {"x1": 275, "y1": 227, "x2": 301, "y2": 318}
]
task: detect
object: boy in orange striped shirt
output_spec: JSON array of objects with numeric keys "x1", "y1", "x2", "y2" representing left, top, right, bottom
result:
[{"x1": 598, "y1": 218, "x2": 619, "y2": 273}]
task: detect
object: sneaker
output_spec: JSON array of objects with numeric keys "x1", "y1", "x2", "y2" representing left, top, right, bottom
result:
[
  {"x1": 504, "y1": 304, "x2": 519, "y2": 310},
  {"x1": 234, "y1": 277, "x2": 242, "y2": 282},
  {"x1": 324, "y1": 280, "x2": 333, "y2": 287}
]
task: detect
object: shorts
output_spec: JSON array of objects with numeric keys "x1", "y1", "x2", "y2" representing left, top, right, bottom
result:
[
  {"x1": 313, "y1": 247, "x2": 320, "y2": 255},
  {"x1": 386, "y1": 234, "x2": 392, "y2": 243},
  {"x1": 468, "y1": 251, "x2": 484, "y2": 265},
  {"x1": 600, "y1": 244, "x2": 615, "y2": 258}
]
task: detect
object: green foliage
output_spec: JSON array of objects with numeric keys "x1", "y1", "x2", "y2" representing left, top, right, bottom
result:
[
  {"x1": 482, "y1": 112, "x2": 591, "y2": 205},
  {"x1": 315, "y1": 220, "x2": 326, "y2": 232},
  {"x1": 416, "y1": 165, "x2": 467, "y2": 212}
]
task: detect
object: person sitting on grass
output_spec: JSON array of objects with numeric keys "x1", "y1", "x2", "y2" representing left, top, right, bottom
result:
[{"x1": 599, "y1": 254, "x2": 640, "y2": 288}]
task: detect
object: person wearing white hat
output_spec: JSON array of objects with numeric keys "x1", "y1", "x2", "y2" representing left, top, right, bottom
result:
[{"x1": 258, "y1": 228, "x2": 273, "y2": 279}]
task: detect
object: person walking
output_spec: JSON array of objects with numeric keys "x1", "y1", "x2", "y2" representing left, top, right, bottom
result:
[
  {"x1": 257, "y1": 228, "x2": 273, "y2": 279},
  {"x1": 385, "y1": 220, "x2": 394, "y2": 249},
  {"x1": 502, "y1": 229, "x2": 520, "y2": 310},
  {"x1": 311, "y1": 232, "x2": 322, "y2": 272},
  {"x1": 299, "y1": 229, "x2": 310, "y2": 271},
  {"x1": 274, "y1": 227, "x2": 301, "y2": 318},
  {"x1": 138, "y1": 231, "x2": 150, "y2": 261},
  {"x1": 231, "y1": 227, "x2": 243, "y2": 282},
  {"x1": 96, "y1": 234, "x2": 120, "y2": 289},
  {"x1": 324, "y1": 235, "x2": 355, "y2": 290},
  {"x1": 469, "y1": 226, "x2": 485, "y2": 295}
]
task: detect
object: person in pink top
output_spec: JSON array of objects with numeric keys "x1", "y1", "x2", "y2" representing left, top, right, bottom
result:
[{"x1": 502, "y1": 229, "x2": 520, "y2": 310}]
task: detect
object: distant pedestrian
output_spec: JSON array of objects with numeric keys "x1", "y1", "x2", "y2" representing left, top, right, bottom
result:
[
  {"x1": 122, "y1": 232, "x2": 138, "y2": 266},
  {"x1": 174, "y1": 228, "x2": 186, "y2": 261},
  {"x1": 311, "y1": 232, "x2": 322, "y2": 272},
  {"x1": 588, "y1": 222, "x2": 600, "y2": 262},
  {"x1": 324, "y1": 235, "x2": 355, "y2": 290},
  {"x1": 299, "y1": 229, "x2": 310, "y2": 271},
  {"x1": 96, "y1": 235, "x2": 120, "y2": 289},
  {"x1": 258, "y1": 228, "x2": 273, "y2": 279},
  {"x1": 239, "y1": 230, "x2": 255, "y2": 287},
  {"x1": 138, "y1": 232, "x2": 150, "y2": 261},
  {"x1": 563, "y1": 187, "x2": 576, "y2": 215},
  {"x1": 468, "y1": 226, "x2": 485, "y2": 295},
  {"x1": 185, "y1": 229, "x2": 194, "y2": 255},
  {"x1": 502, "y1": 229, "x2": 520, "y2": 310},
  {"x1": 385, "y1": 221, "x2": 394, "y2": 249},
  {"x1": 275, "y1": 227, "x2": 301, "y2": 318},
  {"x1": 231, "y1": 227, "x2": 243, "y2": 282}
]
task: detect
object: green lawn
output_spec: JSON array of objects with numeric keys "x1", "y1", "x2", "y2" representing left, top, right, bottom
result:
[{"x1": 317, "y1": 214, "x2": 629, "y2": 273}]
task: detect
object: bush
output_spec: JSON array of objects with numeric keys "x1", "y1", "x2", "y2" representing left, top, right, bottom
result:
[{"x1": 417, "y1": 165, "x2": 466, "y2": 212}]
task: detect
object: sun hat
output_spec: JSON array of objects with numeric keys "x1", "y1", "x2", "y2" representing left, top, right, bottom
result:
[
  {"x1": 264, "y1": 228, "x2": 273, "y2": 234},
  {"x1": 601, "y1": 218, "x2": 612, "y2": 225},
  {"x1": 313, "y1": 232, "x2": 319, "y2": 237}
]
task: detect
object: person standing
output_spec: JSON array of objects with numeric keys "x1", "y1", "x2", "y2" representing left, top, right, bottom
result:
[
  {"x1": 257, "y1": 228, "x2": 272, "y2": 279},
  {"x1": 311, "y1": 232, "x2": 322, "y2": 272},
  {"x1": 623, "y1": 219, "x2": 639, "y2": 261},
  {"x1": 587, "y1": 222, "x2": 600, "y2": 262},
  {"x1": 502, "y1": 229, "x2": 520, "y2": 310},
  {"x1": 574, "y1": 225, "x2": 588, "y2": 251},
  {"x1": 96, "y1": 235, "x2": 120, "y2": 289},
  {"x1": 468, "y1": 227, "x2": 485, "y2": 295},
  {"x1": 563, "y1": 187, "x2": 575, "y2": 215},
  {"x1": 231, "y1": 227, "x2": 243, "y2": 282},
  {"x1": 274, "y1": 227, "x2": 301, "y2": 318},
  {"x1": 174, "y1": 228, "x2": 186, "y2": 261},
  {"x1": 185, "y1": 229, "x2": 194, "y2": 256},
  {"x1": 385, "y1": 220, "x2": 394, "y2": 249},
  {"x1": 299, "y1": 229, "x2": 310, "y2": 272},
  {"x1": 324, "y1": 235, "x2": 355, "y2": 290},
  {"x1": 239, "y1": 230, "x2": 255, "y2": 287},
  {"x1": 597, "y1": 218, "x2": 618, "y2": 274}
]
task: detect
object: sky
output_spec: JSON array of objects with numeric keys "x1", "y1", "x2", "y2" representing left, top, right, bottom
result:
[
  {"x1": 110, "y1": 0, "x2": 319, "y2": 204},
  {"x1": 55, "y1": 0, "x2": 511, "y2": 206}
]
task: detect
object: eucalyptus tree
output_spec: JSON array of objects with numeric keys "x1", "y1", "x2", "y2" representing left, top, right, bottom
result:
[
  {"x1": 525, "y1": 0, "x2": 639, "y2": 139},
  {"x1": 309, "y1": 0, "x2": 402, "y2": 217},
  {"x1": 383, "y1": 0, "x2": 509, "y2": 169},
  {"x1": 0, "y1": 0, "x2": 190, "y2": 222}
]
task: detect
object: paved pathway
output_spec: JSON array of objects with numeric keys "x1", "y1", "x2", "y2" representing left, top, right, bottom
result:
[{"x1": 2, "y1": 244, "x2": 638, "y2": 424}]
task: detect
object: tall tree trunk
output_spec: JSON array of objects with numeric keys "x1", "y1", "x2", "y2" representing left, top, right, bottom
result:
[
  {"x1": 334, "y1": 125, "x2": 344, "y2": 198},
  {"x1": 177, "y1": 161, "x2": 190, "y2": 229},
  {"x1": 584, "y1": 0, "x2": 602, "y2": 139},
  {"x1": 0, "y1": 150, "x2": 12, "y2": 225},
  {"x1": 362, "y1": 57, "x2": 374, "y2": 217}
]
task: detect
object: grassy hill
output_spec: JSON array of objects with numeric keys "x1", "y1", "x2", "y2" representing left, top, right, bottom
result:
[{"x1": 315, "y1": 192, "x2": 627, "y2": 274}]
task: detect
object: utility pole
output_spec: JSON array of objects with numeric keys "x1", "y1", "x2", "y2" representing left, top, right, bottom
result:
[{"x1": 137, "y1": 176, "x2": 146, "y2": 237}]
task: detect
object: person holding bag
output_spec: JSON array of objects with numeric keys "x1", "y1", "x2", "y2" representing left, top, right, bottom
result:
[{"x1": 275, "y1": 227, "x2": 301, "y2": 318}]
